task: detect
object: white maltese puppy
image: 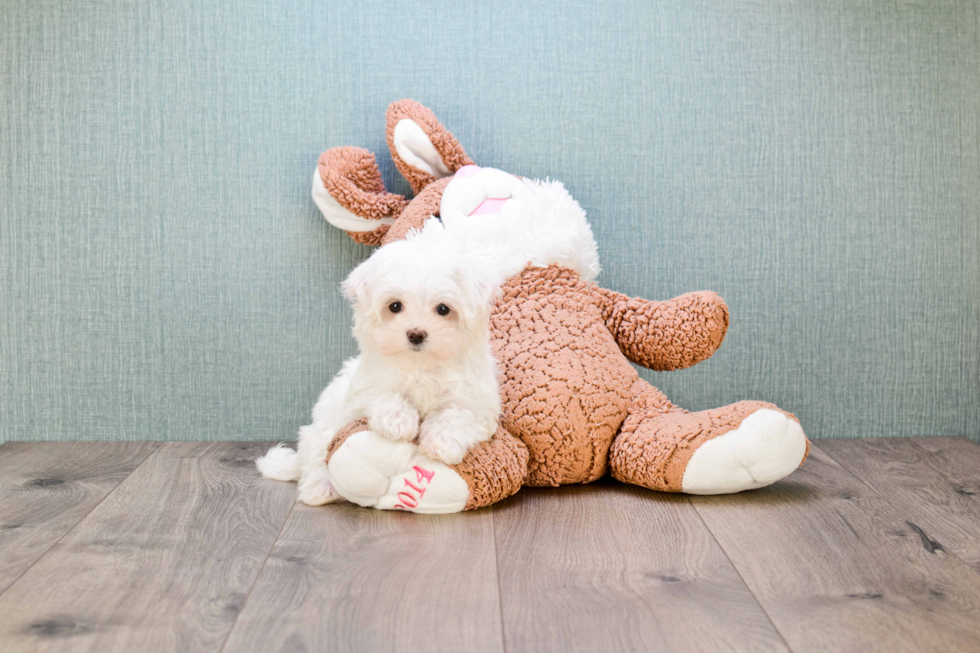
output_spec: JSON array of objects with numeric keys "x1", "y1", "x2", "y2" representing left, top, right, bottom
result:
[{"x1": 256, "y1": 230, "x2": 502, "y2": 506}]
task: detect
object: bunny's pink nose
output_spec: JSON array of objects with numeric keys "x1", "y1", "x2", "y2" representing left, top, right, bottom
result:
[{"x1": 454, "y1": 164, "x2": 482, "y2": 179}]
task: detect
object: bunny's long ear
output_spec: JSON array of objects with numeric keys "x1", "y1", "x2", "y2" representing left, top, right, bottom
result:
[
  {"x1": 386, "y1": 100, "x2": 474, "y2": 194},
  {"x1": 313, "y1": 147, "x2": 409, "y2": 246}
]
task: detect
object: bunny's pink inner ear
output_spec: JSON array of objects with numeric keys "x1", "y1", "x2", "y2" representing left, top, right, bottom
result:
[
  {"x1": 315, "y1": 147, "x2": 409, "y2": 245},
  {"x1": 385, "y1": 99, "x2": 474, "y2": 195}
]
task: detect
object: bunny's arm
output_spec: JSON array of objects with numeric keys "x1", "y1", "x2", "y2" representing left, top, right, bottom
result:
[{"x1": 590, "y1": 286, "x2": 729, "y2": 371}]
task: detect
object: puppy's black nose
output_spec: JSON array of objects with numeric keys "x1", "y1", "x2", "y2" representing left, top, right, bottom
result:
[{"x1": 407, "y1": 329, "x2": 427, "y2": 346}]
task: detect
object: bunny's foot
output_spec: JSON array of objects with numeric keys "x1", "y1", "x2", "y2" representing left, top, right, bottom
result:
[
  {"x1": 610, "y1": 389, "x2": 809, "y2": 495},
  {"x1": 325, "y1": 421, "x2": 528, "y2": 513}
]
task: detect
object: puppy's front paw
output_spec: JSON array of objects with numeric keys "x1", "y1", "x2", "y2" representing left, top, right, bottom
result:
[
  {"x1": 298, "y1": 465, "x2": 342, "y2": 506},
  {"x1": 418, "y1": 424, "x2": 468, "y2": 465},
  {"x1": 416, "y1": 407, "x2": 494, "y2": 465},
  {"x1": 368, "y1": 394, "x2": 420, "y2": 442}
]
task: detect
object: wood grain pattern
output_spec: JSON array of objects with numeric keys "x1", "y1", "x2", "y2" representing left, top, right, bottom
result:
[
  {"x1": 0, "y1": 441, "x2": 160, "y2": 594},
  {"x1": 222, "y1": 501, "x2": 505, "y2": 653},
  {"x1": 821, "y1": 437, "x2": 980, "y2": 573},
  {"x1": 691, "y1": 444, "x2": 980, "y2": 653},
  {"x1": 3, "y1": 440, "x2": 980, "y2": 653},
  {"x1": 493, "y1": 480, "x2": 788, "y2": 653},
  {"x1": 0, "y1": 442, "x2": 295, "y2": 653}
]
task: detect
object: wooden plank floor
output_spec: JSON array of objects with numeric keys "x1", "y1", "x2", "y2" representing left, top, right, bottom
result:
[{"x1": 0, "y1": 438, "x2": 979, "y2": 653}]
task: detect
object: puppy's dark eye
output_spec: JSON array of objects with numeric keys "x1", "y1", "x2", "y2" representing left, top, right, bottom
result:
[
  {"x1": 435, "y1": 304, "x2": 451, "y2": 316},
  {"x1": 389, "y1": 302, "x2": 402, "y2": 314}
]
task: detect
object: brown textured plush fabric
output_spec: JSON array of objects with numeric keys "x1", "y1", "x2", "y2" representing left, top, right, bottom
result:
[
  {"x1": 491, "y1": 266, "x2": 638, "y2": 486},
  {"x1": 318, "y1": 147, "x2": 408, "y2": 220},
  {"x1": 450, "y1": 426, "x2": 530, "y2": 510},
  {"x1": 487, "y1": 264, "x2": 761, "y2": 489},
  {"x1": 381, "y1": 177, "x2": 452, "y2": 246},
  {"x1": 346, "y1": 225, "x2": 390, "y2": 246},
  {"x1": 593, "y1": 287, "x2": 729, "y2": 371},
  {"x1": 385, "y1": 99, "x2": 474, "y2": 194}
]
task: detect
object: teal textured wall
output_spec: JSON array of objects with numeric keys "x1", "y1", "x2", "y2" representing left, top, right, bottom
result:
[{"x1": 1, "y1": 0, "x2": 978, "y2": 442}]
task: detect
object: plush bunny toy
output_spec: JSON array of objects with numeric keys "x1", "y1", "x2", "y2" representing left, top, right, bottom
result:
[{"x1": 313, "y1": 100, "x2": 809, "y2": 513}]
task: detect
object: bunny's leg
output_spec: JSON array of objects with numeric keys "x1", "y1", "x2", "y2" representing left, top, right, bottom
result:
[{"x1": 609, "y1": 380, "x2": 809, "y2": 494}]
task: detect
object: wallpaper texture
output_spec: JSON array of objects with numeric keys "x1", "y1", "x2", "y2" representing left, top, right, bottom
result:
[{"x1": 1, "y1": 0, "x2": 978, "y2": 442}]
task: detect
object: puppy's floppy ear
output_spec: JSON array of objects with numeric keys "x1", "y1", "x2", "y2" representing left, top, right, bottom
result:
[
  {"x1": 314, "y1": 147, "x2": 409, "y2": 246},
  {"x1": 452, "y1": 257, "x2": 502, "y2": 328},
  {"x1": 386, "y1": 100, "x2": 474, "y2": 195},
  {"x1": 341, "y1": 254, "x2": 378, "y2": 309}
]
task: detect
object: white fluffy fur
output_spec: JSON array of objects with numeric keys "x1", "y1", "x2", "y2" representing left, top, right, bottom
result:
[
  {"x1": 436, "y1": 172, "x2": 601, "y2": 282},
  {"x1": 256, "y1": 236, "x2": 501, "y2": 506},
  {"x1": 254, "y1": 442, "x2": 301, "y2": 481}
]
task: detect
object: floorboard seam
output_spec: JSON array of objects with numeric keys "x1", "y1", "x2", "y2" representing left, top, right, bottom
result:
[
  {"x1": 685, "y1": 495, "x2": 795, "y2": 653},
  {"x1": 816, "y1": 441, "x2": 980, "y2": 582},
  {"x1": 490, "y1": 506, "x2": 509, "y2": 653},
  {"x1": 0, "y1": 441, "x2": 163, "y2": 599},
  {"x1": 217, "y1": 495, "x2": 298, "y2": 653}
]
